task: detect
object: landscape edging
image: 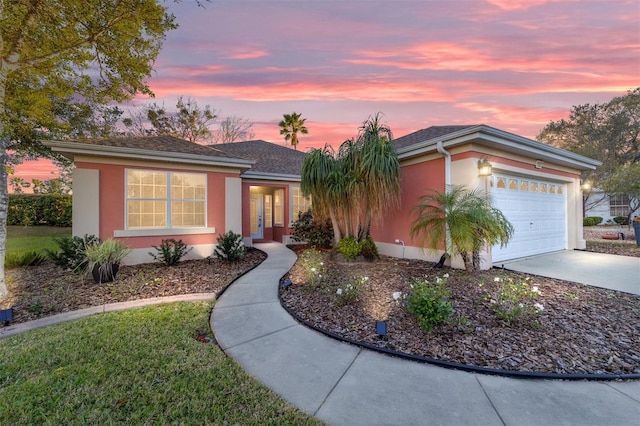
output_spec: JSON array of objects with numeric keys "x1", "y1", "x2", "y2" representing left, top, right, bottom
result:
[{"x1": 278, "y1": 284, "x2": 640, "y2": 381}]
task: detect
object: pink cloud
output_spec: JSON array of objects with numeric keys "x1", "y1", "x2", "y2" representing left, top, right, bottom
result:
[
  {"x1": 487, "y1": 0, "x2": 553, "y2": 10},
  {"x1": 227, "y1": 49, "x2": 270, "y2": 60}
]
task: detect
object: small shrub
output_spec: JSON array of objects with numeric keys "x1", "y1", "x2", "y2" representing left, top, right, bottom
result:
[
  {"x1": 613, "y1": 216, "x2": 629, "y2": 225},
  {"x1": 583, "y1": 216, "x2": 603, "y2": 226},
  {"x1": 337, "y1": 237, "x2": 362, "y2": 261},
  {"x1": 214, "y1": 231, "x2": 245, "y2": 262},
  {"x1": 335, "y1": 276, "x2": 366, "y2": 306},
  {"x1": 291, "y1": 208, "x2": 333, "y2": 249},
  {"x1": 46, "y1": 234, "x2": 101, "y2": 271},
  {"x1": 150, "y1": 239, "x2": 192, "y2": 266},
  {"x1": 404, "y1": 276, "x2": 452, "y2": 331},
  {"x1": 486, "y1": 276, "x2": 543, "y2": 324},
  {"x1": 83, "y1": 239, "x2": 131, "y2": 282},
  {"x1": 299, "y1": 249, "x2": 328, "y2": 286},
  {"x1": 359, "y1": 237, "x2": 379, "y2": 261},
  {"x1": 5, "y1": 251, "x2": 48, "y2": 268}
]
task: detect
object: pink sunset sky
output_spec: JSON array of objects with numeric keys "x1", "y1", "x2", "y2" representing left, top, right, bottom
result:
[{"x1": 13, "y1": 0, "x2": 640, "y2": 185}]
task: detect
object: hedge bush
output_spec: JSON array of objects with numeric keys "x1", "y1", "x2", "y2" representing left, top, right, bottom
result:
[
  {"x1": 7, "y1": 194, "x2": 72, "y2": 227},
  {"x1": 583, "y1": 216, "x2": 603, "y2": 227},
  {"x1": 337, "y1": 237, "x2": 362, "y2": 261},
  {"x1": 613, "y1": 216, "x2": 629, "y2": 225},
  {"x1": 291, "y1": 208, "x2": 333, "y2": 249}
]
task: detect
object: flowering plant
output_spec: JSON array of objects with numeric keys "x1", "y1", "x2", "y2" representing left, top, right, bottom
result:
[
  {"x1": 299, "y1": 249, "x2": 328, "y2": 287},
  {"x1": 335, "y1": 276, "x2": 367, "y2": 306},
  {"x1": 486, "y1": 276, "x2": 544, "y2": 324}
]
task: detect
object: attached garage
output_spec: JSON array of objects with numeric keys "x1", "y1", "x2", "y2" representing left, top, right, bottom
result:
[
  {"x1": 490, "y1": 174, "x2": 567, "y2": 262},
  {"x1": 373, "y1": 124, "x2": 601, "y2": 271}
]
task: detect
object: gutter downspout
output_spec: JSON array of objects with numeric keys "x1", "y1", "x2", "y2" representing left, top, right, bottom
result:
[
  {"x1": 437, "y1": 140, "x2": 451, "y2": 190},
  {"x1": 436, "y1": 141, "x2": 453, "y2": 258}
]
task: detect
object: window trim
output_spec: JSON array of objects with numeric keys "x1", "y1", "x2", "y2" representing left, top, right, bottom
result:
[
  {"x1": 264, "y1": 194, "x2": 273, "y2": 228},
  {"x1": 291, "y1": 186, "x2": 312, "y2": 224},
  {"x1": 609, "y1": 194, "x2": 630, "y2": 217},
  {"x1": 114, "y1": 227, "x2": 216, "y2": 238},
  {"x1": 124, "y1": 169, "x2": 208, "y2": 231},
  {"x1": 273, "y1": 188, "x2": 284, "y2": 227}
]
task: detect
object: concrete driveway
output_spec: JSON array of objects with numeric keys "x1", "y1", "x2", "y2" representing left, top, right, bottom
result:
[{"x1": 500, "y1": 250, "x2": 640, "y2": 295}]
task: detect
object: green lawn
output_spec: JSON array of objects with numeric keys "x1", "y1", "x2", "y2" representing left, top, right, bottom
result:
[
  {"x1": 6, "y1": 225, "x2": 71, "y2": 257},
  {"x1": 0, "y1": 302, "x2": 321, "y2": 425}
]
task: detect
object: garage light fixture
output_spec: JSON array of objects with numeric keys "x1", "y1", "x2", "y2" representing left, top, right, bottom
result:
[{"x1": 477, "y1": 157, "x2": 493, "y2": 177}]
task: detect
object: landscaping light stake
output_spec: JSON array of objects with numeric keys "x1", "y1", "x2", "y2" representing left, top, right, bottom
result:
[{"x1": 0, "y1": 308, "x2": 14, "y2": 324}]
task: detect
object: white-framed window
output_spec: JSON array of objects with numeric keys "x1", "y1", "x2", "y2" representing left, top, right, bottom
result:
[
  {"x1": 610, "y1": 194, "x2": 630, "y2": 217},
  {"x1": 265, "y1": 195, "x2": 273, "y2": 227},
  {"x1": 292, "y1": 187, "x2": 312, "y2": 220},
  {"x1": 274, "y1": 189, "x2": 284, "y2": 226},
  {"x1": 126, "y1": 169, "x2": 206, "y2": 229}
]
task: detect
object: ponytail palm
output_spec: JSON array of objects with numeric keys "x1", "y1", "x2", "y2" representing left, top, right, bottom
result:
[
  {"x1": 301, "y1": 145, "x2": 344, "y2": 244},
  {"x1": 300, "y1": 113, "x2": 401, "y2": 246},
  {"x1": 410, "y1": 185, "x2": 514, "y2": 273},
  {"x1": 357, "y1": 114, "x2": 401, "y2": 235}
]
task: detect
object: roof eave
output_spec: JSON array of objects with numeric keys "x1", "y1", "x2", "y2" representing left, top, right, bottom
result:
[
  {"x1": 397, "y1": 125, "x2": 601, "y2": 171},
  {"x1": 241, "y1": 171, "x2": 301, "y2": 182},
  {"x1": 45, "y1": 140, "x2": 255, "y2": 169}
]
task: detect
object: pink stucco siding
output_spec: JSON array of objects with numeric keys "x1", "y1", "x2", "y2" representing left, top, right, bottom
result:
[
  {"x1": 371, "y1": 157, "x2": 445, "y2": 247},
  {"x1": 76, "y1": 161, "x2": 238, "y2": 249}
]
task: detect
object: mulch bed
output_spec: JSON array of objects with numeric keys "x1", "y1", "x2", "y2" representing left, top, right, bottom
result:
[
  {"x1": 3, "y1": 237, "x2": 639, "y2": 376},
  {"x1": 280, "y1": 246, "x2": 640, "y2": 376},
  {"x1": 1, "y1": 249, "x2": 266, "y2": 325}
]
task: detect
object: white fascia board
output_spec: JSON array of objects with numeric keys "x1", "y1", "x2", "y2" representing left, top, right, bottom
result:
[
  {"x1": 396, "y1": 126, "x2": 483, "y2": 158},
  {"x1": 45, "y1": 141, "x2": 255, "y2": 169},
  {"x1": 477, "y1": 126, "x2": 601, "y2": 169},
  {"x1": 396, "y1": 125, "x2": 601, "y2": 171},
  {"x1": 240, "y1": 171, "x2": 301, "y2": 182}
]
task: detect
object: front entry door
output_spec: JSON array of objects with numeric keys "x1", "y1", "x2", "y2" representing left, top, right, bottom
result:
[{"x1": 250, "y1": 194, "x2": 264, "y2": 239}]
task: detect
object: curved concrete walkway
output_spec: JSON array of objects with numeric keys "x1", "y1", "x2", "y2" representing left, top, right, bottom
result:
[{"x1": 211, "y1": 243, "x2": 640, "y2": 426}]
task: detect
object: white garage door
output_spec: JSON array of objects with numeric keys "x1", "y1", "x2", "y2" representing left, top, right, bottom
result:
[{"x1": 490, "y1": 174, "x2": 567, "y2": 262}]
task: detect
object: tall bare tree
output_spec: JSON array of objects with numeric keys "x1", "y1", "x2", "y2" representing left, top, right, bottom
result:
[
  {"x1": 212, "y1": 115, "x2": 255, "y2": 143},
  {"x1": 123, "y1": 96, "x2": 217, "y2": 143}
]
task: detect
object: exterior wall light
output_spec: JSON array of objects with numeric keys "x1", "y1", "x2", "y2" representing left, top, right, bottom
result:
[{"x1": 477, "y1": 157, "x2": 493, "y2": 177}]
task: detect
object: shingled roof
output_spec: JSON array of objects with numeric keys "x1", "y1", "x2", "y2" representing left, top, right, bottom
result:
[
  {"x1": 214, "y1": 140, "x2": 306, "y2": 177},
  {"x1": 64, "y1": 135, "x2": 242, "y2": 160},
  {"x1": 393, "y1": 125, "x2": 476, "y2": 150}
]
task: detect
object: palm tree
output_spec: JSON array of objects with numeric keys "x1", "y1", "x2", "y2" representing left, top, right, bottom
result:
[
  {"x1": 300, "y1": 145, "x2": 344, "y2": 245},
  {"x1": 355, "y1": 113, "x2": 401, "y2": 239},
  {"x1": 410, "y1": 185, "x2": 514, "y2": 273},
  {"x1": 9, "y1": 177, "x2": 26, "y2": 194},
  {"x1": 300, "y1": 113, "x2": 401, "y2": 245},
  {"x1": 278, "y1": 112, "x2": 308, "y2": 150}
]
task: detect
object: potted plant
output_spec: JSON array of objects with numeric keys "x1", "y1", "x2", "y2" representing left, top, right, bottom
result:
[{"x1": 82, "y1": 239, "x2": 131, "y2": 283}]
